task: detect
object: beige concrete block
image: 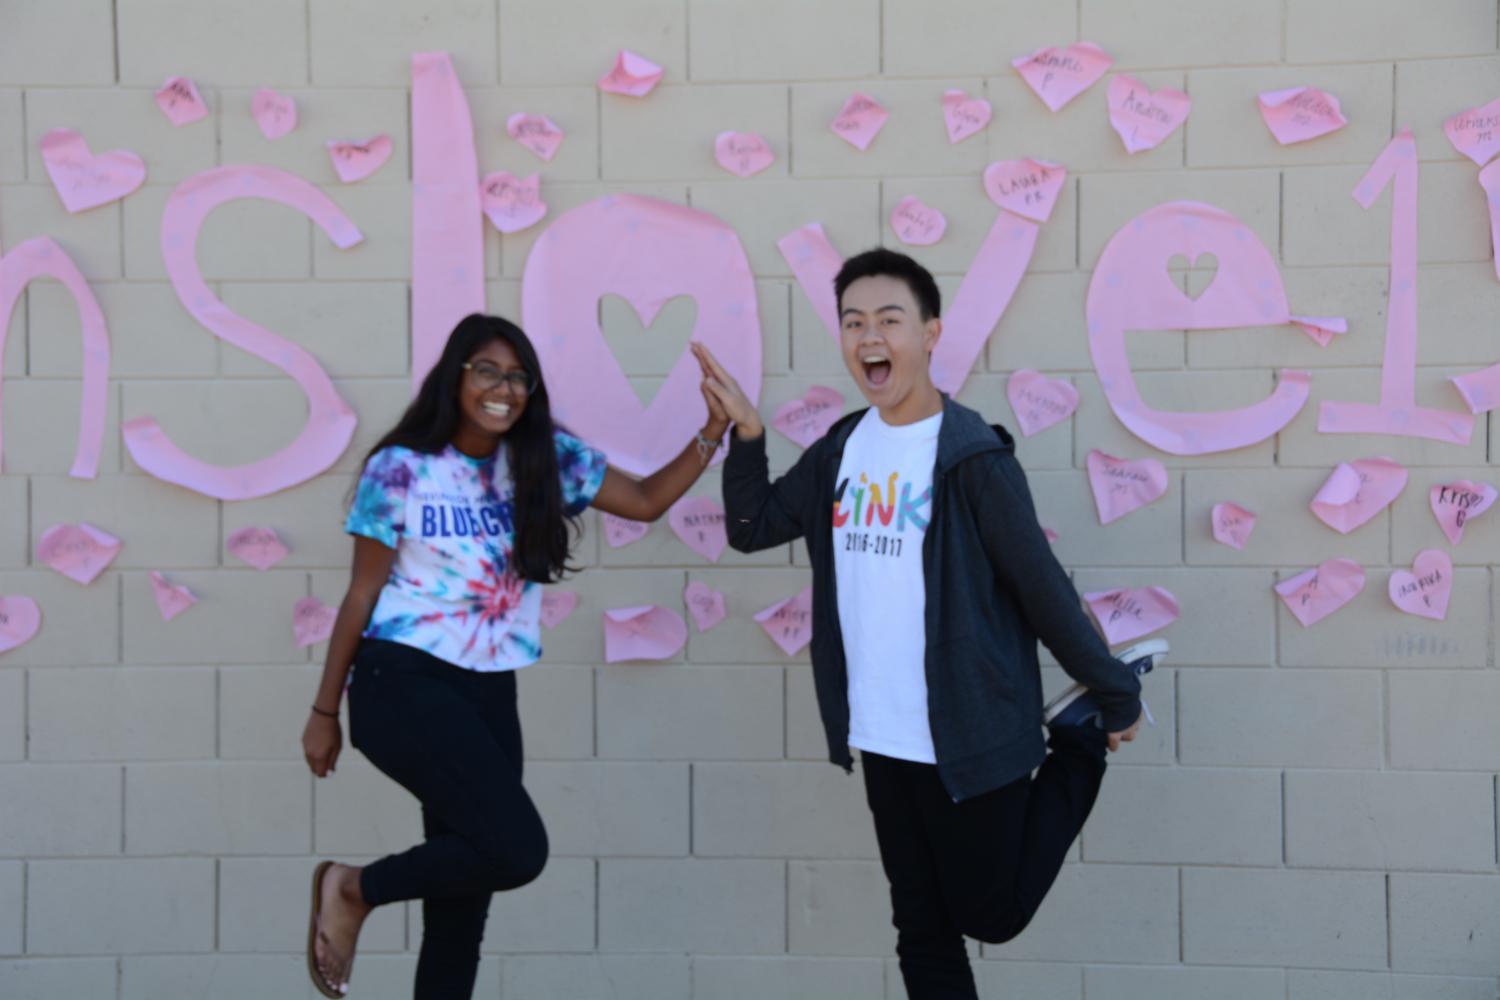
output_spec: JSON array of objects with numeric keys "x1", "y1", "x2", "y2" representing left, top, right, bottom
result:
[
  {"x1": 1289, "y1": 970, "x2": 1499, "y2": 1000},
  {"x1": 126, "y1": 762, "x2": 310, "y2": 855},
  {"x1": 313, "y1": 185, "x2": 412, "y2": 280},
  {"x1": 222, "y1": 478, "x2": 356, "y2": 572},
  {"x1": 695, "y1": 956, "x2": 886, "y2": 1000},
  {"x1": 219, "y1": 88, "x2": 409, "y2": 181},
  {"x1": 786, "y1": 666, "x2": 827, "y2": 760},
  {"x1": 499, "y1": 181, "x2": 688, "y2": 278},
  {"x1": 117, "y1": 0, "x2": 306, "y2": 85},
  {"x1": 0, "y1": 570, "x2": 118, "y2": 665},
  {"x1": 220, "y1": 665, "x2": 322, "y2": 760},
  {"x1": 1187, "y1": 64, "x2": 1395, "y2": 168},
  {"x1": 1414, "y1": 263, "x2": 1500, "y2": 366},
  {"x1": 988, "y1": 271, "x2": 1185, "y2": 374},
  {"x1": 690, "y1": 0, "x2": 877, "y2": 81},
  {"x1": 986, "y1": 864, "x2": 1179, "y2": 963},
  {"x1": 530, "y1": 567, "x2": 687, "y2": 665},
  {"x1": 1179, "y1": 669, "x2": 1382, "y2": 768},
  {"x1": 0, "y1": 763, "x2": 119, "y2": 856},
  {"x1": 958, "y1": 374, "x2": 1074, "y2": 471},
  {"x1": 311, "y1": 0, "x2": 495, "y2": 86},
  {"x1": 880, "y1": 175, "x2": 1077, "y2": 277},
  {"x1": 28, "y1": 857, "x2": 215, "y2": 953},
  {"x1": 752, "y1": 373, "x2": 860, "y2": 471},
  {"x1": 1396, "y1": 56, "x2": 1500, "y2": 162},
  {"x1": 1287, "y1": 770, "x2": 1495, "y2": 871},
  {"x1": 694, "y1": 762, "x2": 878, "y2": 859},
  {"x1": 121, "y1": 955, "x2": 323, "y2": 1000},
  {"x1": 787, "y1": 860, "x2": 894, "y2": 956},
  {"x1": 2, "y1": 283, "x2": 23, "y2": 378},
  {"x1": 883, "y1": 1, "x2": 1074, "y2": 77},
  {"x1": 1, "y1": 379, "x2": 120, "y2": 476},
  {"x1": 1074, "y1": 568, "x2": 1273, "y2": 665},
  {"x1": 498, "y1": 954, "x2": 690, "y2": 1000},
  {"x1": 0, "y1": 90, "x2": 19, "y2": 182},
  {"x1": 218, "y1": 857, "x2": 403, "y2": 954},
  {"x1": 329, "y1": 378, "x2": 410, "y2": 473},
  {"x1": 467, "y1": 86, "x2": 601, "y2": 183},
  {"x1": 1082, "y1": 0, "x2": 1281, "y2": 67},
  {"x1": 602, "y1": 84, "x2": 787, "y2": 181},
  {"x1": 684, "y1": 567, "x2": 813, "y2": 664},
  {"x1": 25, "y1": 87, "x2": 218, "y2": 185},
  {"x1": 1085, "y1": 965, "x2": 1286, "y2": 999},
  {"x1": 30, "y1": 281, "x2": 218, "y2": 378},
  {"x1": 0, "y1": 960, "x2": 118, "y2": 1000},
  {"x1": 313, "y1": 757, "x2": 422, "y2": 856},
  {"x1": 499, "y1": 0, "x2": 687, "y2": 86},
  {"x1": 787, "y1": 291, "x2": 854, "y2": 378},
  {"x1": 1390, "y1": 670, "x2": 1500, "y2": 769},
  {"x1": 0, "y1": 479, "x2": 25, "y2": 570},
  {"x1": 1286, "y1": 0, "x2": 1497, "y2": 62},
  {"x1": 31, "y1": 475, "x2": 218, "y2": 569},
  {"x1": 120, "y1": 377, "x2": 334, "y2": 472},
  {"x1": 468, "y1": 857, "x2": 595, "y2": 953},
  {"x1": 219, "y1": 283, "x2": 408, "y2": 379},
  {"x1": 1027, "y1": 468, "x2": 1184, "y2": 567},
  {"x1": 1184, "y1": 468, "x2": 1391, "y2": 568},
  {"x1": 690, "y1": 177, "x2": 881, "y2": 281},
  {"x1": 0, "y1": 1, "x2": 115, "y2": 85},
  {"x1": 599, "y1": 859, "x2": 785, "y2": 953},
  {"x1": 1080, "y1": 169, "x2": 1280, "y2": 267},
  {"x1": 0, "y1": 185, "x2": 122, "y2": 281},
  {"x1": 29, "y1": 665, "x2": 215, "y2": 760},
  {"x1": 599, "y1": 478, "x2": 791, "y2": 569},
  {"x1": 1076, "y1": 665, "x2": 1176, "y2": 765},
  {"x1": 596, "y1": 665, "x2": 784, "y2": 760},
  {"x1": 1184, "y1": 868, "x2": 1387, "y2": 969},
  {"x1": 346, "y1": 955, "x2": 499, "y2": 1000},
  {"x1": 529, "y1": 761, "x2": 689, "y2": 857},
  {"x1": 0, "y1": 671, "x2": 20, "y2": 761},
  {"x1": 516, "y1": 664, "x2": 594, "y2": 760},
  {"x1": 122, "y1": 569, "x2": 308, "y2": 664},
  {"x1": 123, "y1": 185, "x2": 311, "y2": 282},
  {"x1": 790, "y1": 79, "x2": 992, "y2": 179},
  {"x1": 0, "y1": 861, "x2": 18, "y2": 953},
  {"x1": 1083, "y1": 767, "x2": 1282, "y2": 865},
  {"x1": 971, "y1": 962, "x2": 1082, "y2": 1000}
]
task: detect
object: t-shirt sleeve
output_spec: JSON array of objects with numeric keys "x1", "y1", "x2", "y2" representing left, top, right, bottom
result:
[
  {"x1": 555, "y1": 429, "x2": 609, "y2": 516},
  {"x1": 344, "y1": 447, "x2": 412, "y2": 549}
]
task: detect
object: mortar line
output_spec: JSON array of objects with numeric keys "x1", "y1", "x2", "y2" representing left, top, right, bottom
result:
[
  {"x1": 683, "y1": 0, "x2": 691, "y2": 81},
  {"x1": 112, "y1": 0, "x2": 121, "y2": 84}
]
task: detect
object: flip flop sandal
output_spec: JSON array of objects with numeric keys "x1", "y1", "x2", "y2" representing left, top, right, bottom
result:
[{"x1": 307, "y1": 861, "x2": 346, "y2": 998}]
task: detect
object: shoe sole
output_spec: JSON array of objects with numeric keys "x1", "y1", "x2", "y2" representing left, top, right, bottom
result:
[
  {"x1": 307, "y1": 860, "x2": 343, "y2": 999},
  {"x1": 1043, "y1": 639, "x2": 1171, "y2": 724}
]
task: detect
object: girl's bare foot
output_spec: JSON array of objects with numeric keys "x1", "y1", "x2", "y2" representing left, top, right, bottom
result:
[{"x1": 315, "y1": 862, "x2": 372, "y2": 994}]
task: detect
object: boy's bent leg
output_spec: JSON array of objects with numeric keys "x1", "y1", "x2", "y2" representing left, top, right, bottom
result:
[{"x1": 863, "y1": 752, "x2": 979, "y2": 1000}]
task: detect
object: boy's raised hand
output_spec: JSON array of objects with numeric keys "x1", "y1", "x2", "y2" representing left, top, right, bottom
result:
[{"x1": 692, "y1": 342, "x2": 763, "y2": 440}]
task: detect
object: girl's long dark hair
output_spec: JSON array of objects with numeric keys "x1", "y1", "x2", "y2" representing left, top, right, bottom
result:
[{"x1": 359, "y1": 313, "x2": 579, "y2": 583}]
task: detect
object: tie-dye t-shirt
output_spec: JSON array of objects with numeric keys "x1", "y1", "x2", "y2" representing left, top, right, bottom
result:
[{"x1": 345, "y1": 430, "x2": 607, "y2": 671}]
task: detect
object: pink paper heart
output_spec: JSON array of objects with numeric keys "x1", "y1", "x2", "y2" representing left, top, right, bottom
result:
[
  {"x1": 1310, "y1": 457, "x2": 1408, "y2": 534},
  {"x1": 292, "y1": 596, "x2": 337, "y2": 648},
  {"x1": 668, "y1": 496, "x2": 728, "y2": 563},
  {"x1": 1290, "y1": 314, "x2": 1347, "y2": 348},
  {"x1": 983, "y1": 158, "x2": 1066, "y2": 223},
  {"x1": 480, "y1": 171, "x2": 547, "y2": 234},
  {"x1": 941, "y1": 89, "x2": 991, "y2": 144},
  {"x1": 714, "y1": 131, "x2": 775, "y2": 178},
  {"x1": 37, "y1": 522, "x2": 121, "y2": 584},
  {"x1": 1086, "y1": 450, "x2": 1169, "y2": 525},
  {"x1": 831, "y1": 92, "x2": 888, "y2": 151},
  {"x1": 1042, "y1": 525, "x2": 1059, "y2": 543},
  {"x1": 598, "y1": 50, "x2": 663, "y2": 97},
  {"x1": 754, "y1": 585, "x2": 813, "y2": 657},
  {"x1": 39, "y1": 128, "x2": 147, "y2": 214},
  {"x1": 540, "y1": 589, "x2": 580, "y2": 629},
  {"x1": 1430, "y1": 480, "x2": 1498, "y2": 545},
  {"x1": 1211, "y1": 501, "x2": 1257, "y2": 550},
  {"x1": 1012, "y1": 41, "x2": 1113, "y2": 112},
  {"x1": 506, "y1": 112, "x2": 565, "y2": 161},
  {"x1": 155, "y1": 76, "x2": 208, "y2": 127},
  {"x1": 149, "y1": 571, "x2": 197, "y2": 622},
  {"x1": 226, "y1": 526, "x2": 290, "y2": 571},
  {"x1": 603, "y1": 604, "x2": 687, "y2": 662},
  {"x1": 1107, "y1": 75, "x2": 1191, "y2": 154},
  {"x1": 1006, "y1": 369, "x2": 1078, "y2": 437},
  {"x1": 1389, "y1": 549, "x2": 1453, "y2": 621},
  {"x1": 684, "y1": 580, "x2": 726, "y2": 633},
  {"x1": 1276, "y1": 558, "x2": 1366, "y2": 627},
  {"x1": 1444, "y1": 95, "x2": 1500, "y2": 167},
  {"x1": 1083, "y1": 586, "x2": 1179, "y2": 645},
  {"x1": 252, "y1": 88, "x2": 297, "y2": 141},
  {"x1": 771, "y1": 386, "x2": 845, "y2": 449},
  {"x1": 0, "y1": 595, "x2": 42, "y2": 654},
  {"x1": 1258, "y1": 87, "x2": 1348, "y2": 145},
  {"x1": 604, "y1": 513, "x2": 650, "y2": 548},
  {"x1": 890, "y1": 196, "x2": 947, "y2": 246},
  {"x1": 326, "y1": 135, "x2": 392, "y2": 183}
]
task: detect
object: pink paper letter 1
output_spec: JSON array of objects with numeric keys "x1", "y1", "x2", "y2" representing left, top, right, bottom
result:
[
  {"x1": 1086, "y1": 202, "x2": 1312, "y2": 455},
  {"x1": 123, "y1": 165, "x2": 360, "y2": 500},
  {"x1": 1318, "y1": 130, "x2": 1474, "y2": 443}
]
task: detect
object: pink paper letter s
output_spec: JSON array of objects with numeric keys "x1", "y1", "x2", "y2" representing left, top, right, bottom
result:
[
  {"x1": 123, "y1": 165, "x2": 360, "y2": 500},
  {"x1": 0, "y1": 238, "x2": 110, "y2": 478},
  {"x1": 1086, "y1": 202, "x2": 1312, "y2": 455}
]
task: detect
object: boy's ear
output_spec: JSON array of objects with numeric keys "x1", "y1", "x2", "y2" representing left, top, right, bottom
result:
[{"x1": 924, "y1": 316, "x2": 942, "y2": 354}]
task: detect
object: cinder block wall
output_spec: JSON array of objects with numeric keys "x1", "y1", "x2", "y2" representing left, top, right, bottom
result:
[{"x1": 2, "y1": 1, "x2": 1499, "y2": 997}]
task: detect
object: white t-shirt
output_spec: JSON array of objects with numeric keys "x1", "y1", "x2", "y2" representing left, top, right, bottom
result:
[{"x1": 832, "y1": 408, "x2": 942, "y2": 764}]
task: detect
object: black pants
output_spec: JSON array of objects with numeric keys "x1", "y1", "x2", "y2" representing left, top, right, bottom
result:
[
  {"x1": 347, "y1": 639, "x2": 548, "y2": 1000},
  {"x1": 862, "y1": 727, "x2": 1108, "y2": 1000}
]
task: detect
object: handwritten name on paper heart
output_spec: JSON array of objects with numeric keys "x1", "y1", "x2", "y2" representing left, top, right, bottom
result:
[
  {"x1": 1258, "y1": 87, "x2": 1348, "y2": 145},
  {"x1": 480, "y1": 171, "x2": 547, "y2": 234},
  {"x1": 1107, "y1": 75, "x2": 1190, "y2": 154},
  {"x1": 1086, "y1": 450, "x2": 1169, "y2": 525},
  {"x1": 293, "y1": 596, "x2": 337, "y2": 648},
  {"x1": 714, "y1": 131, "x2": 775, "y2": 178},
  {"x1": 326, "y1": 135, "x2": 393, "y2": 183},
  {"x1": 37, "y1": 522, "x2": 121, "y2": 584},
  {"x1": 890, "y1": 196, "x2": 947, "y2": 246},
  {"x1": 1444, "y1": 95, "x2": 1500, "y2": 167},
  {"x1": 771, "y1": 386, "x2": 845, "y2": 449},
  {"x1": 603, "y1": 605, "x2": 687, "y2": 662},
  {"x1": 983, "y1": 158, "x2": 1066, "y2": 223},
  {"x1": 684, "y1": 580, "x2": 727, "y2": 633},
  {"x1": 0, "y1": 596, "x2": 42, "y2": 654},
  {"x1": 540, "y1": 590, "x2": 580, "y2": 629},
  {"x1": 40, "y1": 129, "x2": 147, "y2": 213},
  {"x1": 1083, "y1": 586, "x2": 1179, "y2": 645},
  {"x1": 1389, "y1": 549, "x2": 1453, "y2": 621},
  {"x1": 754, "y1": 586, "x2": 813, "y2": 657},
  {"x1": 830, "y1": 92, "x2": 888, "y2": 151},
  {"x1": 155, "y1": 76, "x2": 209, "y2": 126},
  {"x1": 1290, "y1": 315, "x2": 1348, "y2": 348},
  {"x1": 603, "y1": 513, "x2": 650, "y2": 548},
  {"x1": 252, "y1": 88, "x2": 297, "y2": 140},
  {"x1": 1012, "y1": 42, "x2": 1112, "y2": 112},
  {"x1": 941, "y1": 89, "x2": 991, "y2": 144},
  {"x1": 1309, "y1": 457, "x2": 1408, "y2": 534},
  {"x1": 506, "y1": 112, "x2": 565, "y2": 161},
  {"x1": 226, "y1": 526, "x2": 290, "y2": 571},
  {"x1": 149, "y1": 571, "x2": 197, "y2": 622},
  {"x1": 1210, "y1": 502, "x2": 1257, "y2": 550},
  {"x1": 1006, "y1": 369, "x2": 1077, "y2": 437},
  {"x1": 668, "y1": 496, "x2": 728, "y2": 563},
  {"x1": 1430, "y1": 481, "x2": 1497, "y2": 545},
  {"x1": 1276, "y1": 558, "x2": 1366, "y2": 627},
  {"x1": 598, "y1": 50, "x2": 663, "y2": 97}
]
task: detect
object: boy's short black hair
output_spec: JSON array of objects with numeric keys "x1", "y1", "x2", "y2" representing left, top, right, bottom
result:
[{"x1": 833, "y1": 247, "x2": 942, "y2": 321}]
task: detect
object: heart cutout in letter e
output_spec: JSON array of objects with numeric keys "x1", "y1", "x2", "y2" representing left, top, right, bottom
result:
[
  {"x1": 40, "y1": 129, "x2": 147, "y2": 213},
  {"x1": 1107, "y1": 75, "x2": 1190, "y2": 154},
  {"x1": 1006, "y1": 369, "x2": 1077, "y2": 437},
  {"x1": 1389, "y1": 549, "x2": 1452, "y2": 621},
  {"x1": 0, "y1": 596, "x2": 42, "y2": 654},
  {"x1": 1276, "y1": 558, "x2": 1366, "y2": 627},
  {"x1": 1086, "y1": 450, "x2": 1169, "y2": 525}
]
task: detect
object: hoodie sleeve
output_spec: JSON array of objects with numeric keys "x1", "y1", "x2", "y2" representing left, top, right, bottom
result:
[{"x1": 722, "y1": 431, "x2": 819, "y2": 553}]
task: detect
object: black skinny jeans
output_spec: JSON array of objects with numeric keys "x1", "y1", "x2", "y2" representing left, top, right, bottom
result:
[
  {"x1": 347, "y1": 639, "x2": 548, "y2": 1000},
  {"x1": 862, "y1": 726, "x2": 1108, "y2": 1000}
]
